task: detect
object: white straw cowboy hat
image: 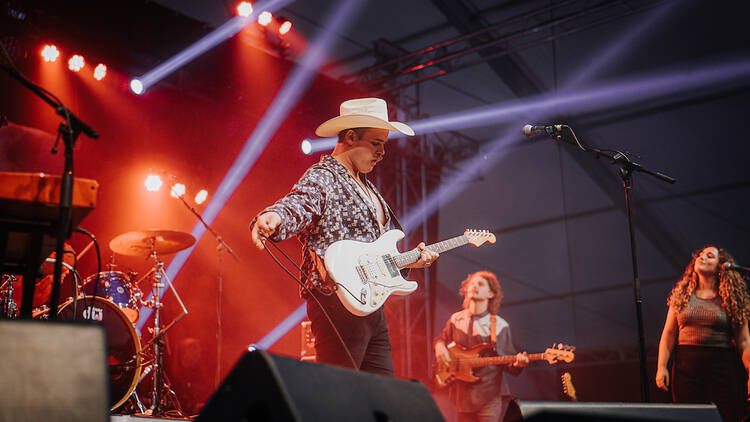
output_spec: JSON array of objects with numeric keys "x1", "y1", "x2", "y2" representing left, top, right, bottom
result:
[{"x1": 315, "y1": 98, "x2": 414, "y2": 137}]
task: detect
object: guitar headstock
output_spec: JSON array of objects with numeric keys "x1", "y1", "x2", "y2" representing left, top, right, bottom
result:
[
  {"x1": 543, "y1": 343, "x2": 575, "y2": 364},
  {"x1": 464, "y1": 229, "x2": 496, "y2": 247},
  {"x1": 562, "y1": 372, "x2": 577, "y2": 401}
]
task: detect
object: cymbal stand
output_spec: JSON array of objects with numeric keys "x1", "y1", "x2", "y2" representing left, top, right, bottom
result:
[
  {"x1": 138, "y1": 250, "x2": 188, "y2": 416},
  {"x1": 174, "y1": 194, "x2": 239, "y2": 388}
]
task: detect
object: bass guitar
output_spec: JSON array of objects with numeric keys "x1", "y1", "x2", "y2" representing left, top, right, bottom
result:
[
  {"x1": 434, "y1": 342, "x2": 575, "y2": 387},
  {"x1": 325, "y1": 229, "x2": 495, "y2": 316}
]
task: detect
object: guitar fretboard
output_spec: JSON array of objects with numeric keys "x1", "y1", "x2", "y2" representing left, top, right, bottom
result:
[
  {"x1": 459, "y1": 353, "x2": 547, "y2": 368},
  {"x1": 392, "y1": 235, "x2": 468, "y2": 268}
]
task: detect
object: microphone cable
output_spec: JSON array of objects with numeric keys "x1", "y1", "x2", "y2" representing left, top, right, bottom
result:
[
  {"x1": 260, "y1": 235, "x2": 358, "y2": 371},
  {"x1": 41, "y1": 258, "x2": 81, "y2": 317},
  {"x1": 73, "y1": 227, "x2": 102, "y2": 321}
]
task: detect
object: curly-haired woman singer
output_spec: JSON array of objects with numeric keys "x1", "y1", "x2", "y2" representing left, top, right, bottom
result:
[{"x1": 656, "y1": 245, "x2": 750, "y2": 422}]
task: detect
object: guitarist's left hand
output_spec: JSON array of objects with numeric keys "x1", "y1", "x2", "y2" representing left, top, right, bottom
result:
[
  {"x1": 405, "y1": 242, "x2": 440, "y2": 269},
  {"x1": 511, "y1": 352, "x2": 530, "y2": 368}
]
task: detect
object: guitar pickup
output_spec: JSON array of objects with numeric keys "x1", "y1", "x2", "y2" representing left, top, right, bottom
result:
[{"x1": 382, "y1": 254, "x2": 401, "y2": 277}]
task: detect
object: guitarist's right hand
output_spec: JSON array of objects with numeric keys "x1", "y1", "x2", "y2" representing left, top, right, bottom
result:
[
  {"x1": 655, "y1": 366, "x2": 669, "y2": 391},
  {"x1": 435, "y1": 341, "x2": 451, "y2": 365},
  {"x1": 251, "y1": 212, "x2": 281, "y2": 250}
]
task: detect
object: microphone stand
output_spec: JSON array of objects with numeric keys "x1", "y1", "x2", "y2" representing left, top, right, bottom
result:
[
  {"x1": 0, "y1": 47, "x2": 98, "y2": 320},
  {"x1": 543, "y1": 125, "x2": 675, "y2": 403},
  {"x1": 174, "y1": 195, "x2": 239, "y2": 387}
]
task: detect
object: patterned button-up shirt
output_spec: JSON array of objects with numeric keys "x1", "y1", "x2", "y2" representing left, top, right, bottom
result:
[{"x1": 255, "y1": 154, "x2": 394, "y2": 295}]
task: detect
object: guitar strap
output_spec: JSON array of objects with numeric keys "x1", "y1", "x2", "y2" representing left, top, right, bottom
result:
[
  {"x1": 385, "y1": 201, "x2": 405, "y2": 234},
  {"x1": 490, "y1": 314, "x2": 497, "y2": 345},
  {"x1": 384, "y1": 202, "x2": 411, "y2": 278}
]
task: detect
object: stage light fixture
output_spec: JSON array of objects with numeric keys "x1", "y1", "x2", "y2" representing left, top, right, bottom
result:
[
  {"x1": 145, "y1": 174, "x2": 163, "y2": 192},
  {"x1": 258, "y1": 11, "x2": 272, "y2": 26},
  {"x1": 170, "y1": 183, "x2": 186, "y2": 198},
  {"x1": 131, "y1": 0, "x2": 294, "y2": 96},
  {"x1": 41, "y1": 45, "x2": 59, "y2": 62},
  {"x1": 68, "y1": 55, "x2": 85, "y2": 72},
  {"x1": 301, "y1": 137, "x2": 336, "y2": 154},
  {"x1": 130, "y1": 79, "x2": 144, "y2": 95},
  {"x1": 195, "y1": 189, "x2": 208, "y2": 204},
  {"x1": 300, "y1": 139, "x2": 312, "y2": 155},
  {"x1": 93, "y1": 64, "x2": 107, "y2": 80},
  {"x1": 279, "y1": 20, "x2": 292, "y2": 35},
  {"x1": 237, "y1": 1, "x2": 253, "y2": 17}
]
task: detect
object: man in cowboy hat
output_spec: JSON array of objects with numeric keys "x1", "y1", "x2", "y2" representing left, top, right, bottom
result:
[{"x1": 250, "y1": 98, "x2": 439, "y2": 375}]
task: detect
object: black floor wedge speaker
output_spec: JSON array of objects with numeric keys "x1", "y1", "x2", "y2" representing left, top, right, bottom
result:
[
  {"x1": 197, "y1": 349, "x2": 445, "y2": 422},
  {"x1": 505, "y1": 401, "x2": 722, "y2": 422},
  {"x1": 0, "y1": 320, "x2": 109, "y2": 422}
]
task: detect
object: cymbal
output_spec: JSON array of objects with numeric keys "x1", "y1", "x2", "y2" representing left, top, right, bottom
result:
[{"x1": 109, "y1": 230, "x2": 196, "y2": 257}]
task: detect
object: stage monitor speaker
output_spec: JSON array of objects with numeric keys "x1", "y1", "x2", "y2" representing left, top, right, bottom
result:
[
  {"x1": 197, "y1": 349, "x2": 445, "y2": 422},
  {"x1": 0, "y1": 320, "x2": 109, "y2": 422},
  {"x1": 505, "y1": 401, "x2": 722, "y2": 422}
]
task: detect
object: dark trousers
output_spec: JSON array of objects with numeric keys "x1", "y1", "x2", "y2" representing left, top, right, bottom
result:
[
  {"x1": 306, "y1": 291, "x2": 394, "y2": 376},
  {"x1": 457, "y1": 395, "x2": 513, "y2": 422},
  {"x1": 672, "y1": 345, "x2": 747, "y2": 422}
]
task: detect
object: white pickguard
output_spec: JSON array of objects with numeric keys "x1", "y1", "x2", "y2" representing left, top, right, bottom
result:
[{"x1": 324, "y1": 230, "x2": 418, "y2": 316}]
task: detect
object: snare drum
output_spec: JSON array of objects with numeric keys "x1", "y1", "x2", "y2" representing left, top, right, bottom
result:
[
  {"x1": 57, "y1": 296, "x2": 142, "y2": 410},
  {"x1": 83, "y1": 271, "x2": 140, "y2": 322}
]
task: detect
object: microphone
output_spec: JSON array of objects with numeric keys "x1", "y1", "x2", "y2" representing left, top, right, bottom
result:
[
  {"x1": 522, "y1": 124, "x2": 564, "y2": 137},
  {"x1": 722, "y1": 262, "x2": 750, "y2": 272}
]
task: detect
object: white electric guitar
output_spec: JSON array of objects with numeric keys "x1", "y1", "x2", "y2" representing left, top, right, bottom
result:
[{"x1": 324, "y1": 229, "x2": 496, "y2": 316}]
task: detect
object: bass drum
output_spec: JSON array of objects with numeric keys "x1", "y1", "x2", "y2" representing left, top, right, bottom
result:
[{"x1": 57, "y1": 296, "x2": 142, "y2": 410}]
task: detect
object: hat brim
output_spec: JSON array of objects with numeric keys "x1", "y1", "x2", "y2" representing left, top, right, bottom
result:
[{"x1": 315, "y1": 114, "x2": 414, "y2": 137}]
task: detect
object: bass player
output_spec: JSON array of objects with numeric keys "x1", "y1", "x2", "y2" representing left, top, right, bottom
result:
[{"x1": 434, "y1": 270, "x2": 529, "y2": 422}]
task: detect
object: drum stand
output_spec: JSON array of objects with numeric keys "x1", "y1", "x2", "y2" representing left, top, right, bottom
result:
[
  {"x1": 132, "y1": 251, "x2": 188, "y2": 417},
  {"x1": 0, "y1": 275, "x2": 19, "y2": 319}
]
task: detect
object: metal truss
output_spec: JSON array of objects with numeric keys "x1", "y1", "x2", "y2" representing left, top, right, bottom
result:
[
  {"x1": 336, "y1": 0, "x2": 674, "y2": 385},
  {"x1": 344, "y1": 0, "x2": 667, "y2": 95},
  {"x1": 364, "y1": 83, "x2": 443, "y2": 383}
]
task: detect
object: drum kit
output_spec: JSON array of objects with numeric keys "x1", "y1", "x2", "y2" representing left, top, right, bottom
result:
[{"x1": 0, "y1": 228, "x2": 196, "y2": 416}]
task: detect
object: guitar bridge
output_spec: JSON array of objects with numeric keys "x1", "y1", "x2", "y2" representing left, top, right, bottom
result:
[{"x1": 355, "y1": 265, "x2": 367, "y2": 283}]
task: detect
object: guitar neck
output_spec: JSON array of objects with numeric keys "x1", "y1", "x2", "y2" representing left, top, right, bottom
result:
[
  {"x1": 460, "y1": 352, "x2": 546, "y2": 368},
  {"x1": 393, "y1": 235, "x2": 469, "y2": 268}
]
